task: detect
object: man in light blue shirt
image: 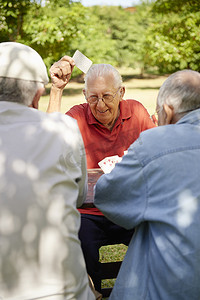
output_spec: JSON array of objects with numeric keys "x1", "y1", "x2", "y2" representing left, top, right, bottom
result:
[{"x1": 94, "y1": 69, "x2": 200, "y2": 300}]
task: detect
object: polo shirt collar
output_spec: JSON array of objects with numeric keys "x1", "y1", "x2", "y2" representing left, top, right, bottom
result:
[{"x1": 119, "y1": 100, "x2": 132, "y2": 120}]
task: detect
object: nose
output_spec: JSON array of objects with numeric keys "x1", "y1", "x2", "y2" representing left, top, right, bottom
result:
[{"x1": 96, "y1": 98, "x2": 106, "y2": 108}]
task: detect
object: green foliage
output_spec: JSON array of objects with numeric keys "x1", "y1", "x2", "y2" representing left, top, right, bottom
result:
[
  {"x1": 0, "y1": 0, "x2": 154, "y2": 74},
  {"x1": 71, "y1": 6, "x2": 118, "y2": 66},
  {"x1": 0, "y1": 0, "x2": 37, "y2": 41},
  {"x1": 1, "y1": 0, "x2": 200, "y2": 76},
  {"x1": 125, "y1": 2, "x2": 154, "y2": 74},
  {"x1": 0, "y1": 0, "x2": 89, "y2": 74},
  {"x1": 22, "y1": 2, "x2": 88, "y2": 71},
  {"x1": 145, "y1": 0, "x2": 200, "y2": 73},
  {"x1": 87, "y1": 3, "x2": 154, "y2": 73},
  {"x1": 153, "y1": 0, "x2": 200, "y2": 14}
]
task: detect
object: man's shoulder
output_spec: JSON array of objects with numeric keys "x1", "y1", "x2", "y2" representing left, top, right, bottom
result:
[
  {"x1": 129, "y1": 125, "x2": 171, "y2": 164},
  {"x1": 122, "y1": 99, "x2": 146, "y2": 108},
  {"x1": 0, "y1": 101, "x2": 81, "y2": 139},
  {"x1": 22, "y1": 106, "x2": 80, "y2": 136},
  {"x1": 138, "y1": 125, "x2": 166, "y2": 144},
  {"x1": 44, "y1": 111, "x2": 80, "y2": 132},
  {"x1": 121, "y1": 99, "x2": 149, "y2": 116},
  {"x1": 132, "y1": 123, "x2": 197, "y2": 165},
  {"x1": 66, "y1": 103, "x2": 88, "y2": 117}
]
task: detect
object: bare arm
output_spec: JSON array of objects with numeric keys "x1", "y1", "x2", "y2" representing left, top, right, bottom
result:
[{"x1": 47, "y1": 56, "x2": 75, "y2": 113}]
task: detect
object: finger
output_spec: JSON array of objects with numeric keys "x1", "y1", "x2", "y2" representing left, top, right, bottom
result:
[
  {"x1": 59, "y1": 61, "x2": 72, "y2": 77},
  {"x1": 50, "y1": 65, "x2": 62, "y2": 79},
  {"x1": 60, "y1": 55, "x2": 75, "y2": 67}
]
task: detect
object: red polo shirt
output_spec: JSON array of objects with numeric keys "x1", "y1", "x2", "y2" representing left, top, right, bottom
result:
[{"x1": 66, "y1": 99, "x2": 155, "y2": 215}]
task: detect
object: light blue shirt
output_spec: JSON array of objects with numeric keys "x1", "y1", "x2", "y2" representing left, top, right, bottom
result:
[{"x1": 94, "y1": 109, "x2": 200, "y2": 300}]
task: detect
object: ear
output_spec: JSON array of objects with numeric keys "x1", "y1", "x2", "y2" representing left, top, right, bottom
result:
[
  {"x1": 29, "y1": 88, "x2": 45, "y2": 109},
  {"x1": 163, "y1": 103, "x2": 175, "y2": 124},
  {"x1": 83, "y1": 89, "x2": 86, "y2": 97},
  {"x1": 119, "y1": 86, "x2": 125, "y2": 100}
]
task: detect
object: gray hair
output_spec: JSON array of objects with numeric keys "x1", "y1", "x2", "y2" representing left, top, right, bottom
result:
[
  {"x1": 84, "y1": 64, "x2": 122, "y2": 90},
  {"x1": 157, "y1": 70, "x2": 200, "y2": 113},
  {"x1": 0, "y1": 77, "x2": 44, "y2": 106}
]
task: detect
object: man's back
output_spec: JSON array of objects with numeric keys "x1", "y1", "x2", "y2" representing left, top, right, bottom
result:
[
  {"x1": 95, "y1": 109, "x2": 200, "y2": 300},
  {"x1": 0, "y1": 101, "x2": 94, "y2": 300}
]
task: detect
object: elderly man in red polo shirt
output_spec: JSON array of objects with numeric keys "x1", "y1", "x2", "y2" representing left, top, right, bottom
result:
[{"x1": 48, "y1": 56, "x2": 155, "y2": 293}]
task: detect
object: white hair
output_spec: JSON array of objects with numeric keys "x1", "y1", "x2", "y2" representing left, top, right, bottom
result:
[
  {"x1": 84, "y1": 64, "x2": 122, "y2": 90},
  {"x1": 0, "y1": 77, "x2": 44, "y2": 106},
  {"x1": 157, "y1": 70, "x2": 200, "y2": 113}
]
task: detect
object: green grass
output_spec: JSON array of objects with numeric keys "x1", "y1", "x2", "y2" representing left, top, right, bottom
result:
[
  {"x1": 100, "y1": 244, "x2": 128, "y2": 292},
  {"x1": 100, "y1": 244, "x2": 127, "y2": 263}
]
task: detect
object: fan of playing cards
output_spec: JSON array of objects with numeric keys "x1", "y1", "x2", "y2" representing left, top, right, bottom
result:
[
  {"x1": 98, "y1": 151, "x2": 128, "y2": 173},
  {"x1": 98, "y1": 155, "x2": 122, "y2": 174}
]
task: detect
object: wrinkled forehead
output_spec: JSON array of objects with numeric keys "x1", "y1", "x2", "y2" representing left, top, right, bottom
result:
[{"x1": 85, "y1": 73, "x2": 117, "y2": 93}]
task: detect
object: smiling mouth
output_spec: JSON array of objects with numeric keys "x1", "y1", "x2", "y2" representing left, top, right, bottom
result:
[{"x1": 97, "y1": 109, "x2": 109, "y2": 114}]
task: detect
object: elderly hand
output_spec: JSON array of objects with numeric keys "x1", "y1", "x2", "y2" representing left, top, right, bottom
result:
[{"x1": 50, "y1": 56, "x2": 75, "y2": 90}]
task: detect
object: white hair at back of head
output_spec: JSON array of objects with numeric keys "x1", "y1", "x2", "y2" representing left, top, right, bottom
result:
[
  {"x1": 84, "y1": 64, "x2": 122, "y2": 89},
  {"x1": 157, "y1": 69, "x2": 200, "y2": 113},
  {"x1": 0, "y1": 77, "x2": 44, "y2": 106}
]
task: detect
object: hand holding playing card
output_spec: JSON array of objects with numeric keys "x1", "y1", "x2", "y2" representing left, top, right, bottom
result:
[
  {"x1": 50, "y1": 55, "x2": 75, "y2": 89},
  {"x1": 50, "y1": 50, "x2": 92, "y2": 89},
  {"x1": 48, "y1": 51, "x2": 92, "y2": 113}
]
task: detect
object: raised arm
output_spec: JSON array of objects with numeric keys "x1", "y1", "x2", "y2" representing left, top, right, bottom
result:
[{"x1": 47, "y1": 56, "x2": 75, "y2": 113}]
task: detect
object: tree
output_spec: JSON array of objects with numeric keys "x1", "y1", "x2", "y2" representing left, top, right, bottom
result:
[
  {"x1": 145, "y1": 0, "x2": 200, "y2": 73},
  {"x1": 153, "y1": 0, "x2": 200, "y2": 14},
  {"x1": 86, "y1": 3, "x2": 154, "y2": 74},
  {"x1": 0, "y1": 0, "x2": 37, "y2": 42},
  {"x1": 0, "y1": 0, "x2": 90, "y2": 73},
  {"x1": 21, "y1": 1, "x2": 89, "y2": 70}
]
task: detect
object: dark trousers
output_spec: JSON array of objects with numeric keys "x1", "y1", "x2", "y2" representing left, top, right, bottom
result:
[{"x1": 78, "y1": 214, "x2": 134, "y2": 293}]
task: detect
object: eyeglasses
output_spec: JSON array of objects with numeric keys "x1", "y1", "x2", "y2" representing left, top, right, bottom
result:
[{"x1": 86, "y1": 87, "x2": 121, "y2": 104}]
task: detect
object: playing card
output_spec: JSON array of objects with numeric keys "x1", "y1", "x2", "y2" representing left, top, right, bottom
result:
[
  {"x1": 98, "y1": 155, "x2": 122, "y2": 174},
  {"x1": 72, "y1": 50, "x2": 92, "y2": 73}
]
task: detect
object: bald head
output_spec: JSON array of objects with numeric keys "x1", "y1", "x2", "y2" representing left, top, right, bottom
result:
[
  {"x1": 84, "y1": 64, "x2": 122, "y2": 90},
  {"x1": 157, "y1": 70, "x2": 200, "y2": 114}
]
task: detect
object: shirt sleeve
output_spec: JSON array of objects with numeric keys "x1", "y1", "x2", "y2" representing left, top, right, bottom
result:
[
  {"x1": 94, "y1": 140, "x2": 147, "y2": 230},
  {"x1": 76, "y1": 130, "x2": 88, "y2": 208},
  {"x1": 59, "y1": 113, "x2": 88, "y2": 208}
]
